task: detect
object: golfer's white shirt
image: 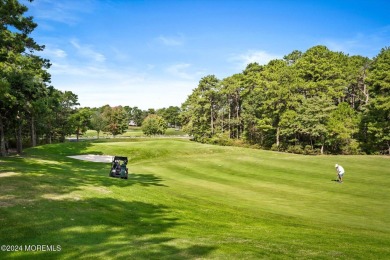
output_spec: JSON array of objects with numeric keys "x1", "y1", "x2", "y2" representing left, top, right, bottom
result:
[{"x1": 337, "y1": 166, "x2": 345, "y2": 174}]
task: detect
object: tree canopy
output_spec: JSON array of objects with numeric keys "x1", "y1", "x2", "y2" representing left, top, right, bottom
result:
[{"x1": 181, "y1": 45, "x2": 390, "y2": 155}]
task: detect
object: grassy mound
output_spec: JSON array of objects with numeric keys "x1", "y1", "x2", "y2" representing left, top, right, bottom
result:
[{"x1": 0, "y1": 139, "x2": 389, "y2": 259}]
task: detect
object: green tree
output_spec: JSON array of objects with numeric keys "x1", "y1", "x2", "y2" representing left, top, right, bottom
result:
[
  {"x1": 241, "y1": 63, "x2": 267, "y2": 145},
  {"x1": 53, "y1": 91, "x2": 79, "y2": 142},
  {"x1": 102, "y1": 105, "x2": 128, "y2": 137},
  {"x1": 90, "y1": 109, "x2": 107, "y2": 139},
  {"x1": 295, "y1": 45, "x2": 347, "y2": 101},
  {"x1": 220, "y1": 74, "x2": 244, "y2": 139},
  {"x1": 344, "y1": 55, "x2": 371, "y2": 110},
  {"x1": 258, "y1": 59, "x2": 300, "y2": 148},
  {"x1": 37, "y1": 87, "x2": 78, "y2": 144},
  {"x1": 5, "y1": 54, "x2": 50, "y2": 153},
  {"x1": 180, "y1": 45, "x2": 388, "y2": 154},
  {"x1": 181, "y1": 75, "x2": 220, "y2": 141},
  {"x1": 70, "y1": 108, "x2": 92, "y2": 141},
  {"x1": 362, "y1": 47, "x2": 390, "y2": 154},
  {"x1": 327, "y1": 102, "x2": 360, "y2": 154},
  {"x1": 0, "y1": 0, "x2": 46, "y2": 155},
  {"x1": 157, "y1": 106, "x2": 181, "y2": 128},
  {"x1": 126, "y1": 106, "x2": 144, "y2": 126},
  {"x1": 141, "y1": 114, "x2": 167, "y2": 136},
  {"x1": 295, "y1": 96, "x2": 335, "y2": 154}
]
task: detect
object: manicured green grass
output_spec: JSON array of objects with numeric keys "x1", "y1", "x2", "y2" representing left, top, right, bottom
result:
[{"x1": 0, "y1": 139, "x2": 389, "y2": 259}]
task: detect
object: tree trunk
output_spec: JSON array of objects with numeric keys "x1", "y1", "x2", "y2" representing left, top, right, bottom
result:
[
  {"x1": 45, "y1": 123, "x2": 52, "y2": 144},
  {"x1": 76, "y1": 126, "x2": 80, "y2": 141},
  {"x1": 228, "y1": 100, "x2": 231, "y2": 138},
  {"x1": 16, "y1": 122, "x2": 22, "y2": 154},
  {"x1": 236, "y1": 103, "x2": 239, "y2": 139},
  {"x1": 210, "y1": 104, "x2": 214, "y2": 135},
  {"x1": 221, "y1": 108, "x2": 224, "y2": 133},
  {"x1": 0, "y1": 116, "x2": 6, "y2": 157},
  {"x1": 31, "y1": 115, "x2": 37, "y2": 147},
  {"x1": 47, "y1": 133, "x2": 52, "y2": 144},
  {"x1": 276, "y1": 127, "x2": 280, "y2": 147},
  {"x1": 387, "y1": 141, "x2": 390, "y2": 155},
  {"x1": 360, "y1": 64, "x2": 369, "y2": 105}
]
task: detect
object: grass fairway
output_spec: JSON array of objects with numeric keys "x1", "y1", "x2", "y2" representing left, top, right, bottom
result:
[{"x1": 0, "y1": 139, "x2": 389, "y2": 259}]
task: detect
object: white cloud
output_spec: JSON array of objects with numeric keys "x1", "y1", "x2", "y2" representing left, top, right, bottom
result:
[
  {"x1": 166, "y1": 63, "x2": 193, "y2": 80},
  {"x1": 49, "y1": 62, "x2": 146, "y2": 84},
  {"x1": 50, "y1": 69, "x2": 194, "y2": 109},
  {"x1": 157, "y1": 35, "x2": 184, "y2": 46},
  {"x1": 42, "y1": 48, "x2": 67, "y2": 59},
  {"x1": 70, "y1": 39, "x2": 106, "y2": 63},
  {"x1": 28, "y1": 0, "x2": 95, "y2": 25},
  {"x1": 230, "y1": 50, "x2": 281, "y2": 69},
  {"x1": 84, "y1": 79, "x2": 193, "y2": 109},
  {"x1": 321, "y1": 27, "x2": 390, "y2": 57}
]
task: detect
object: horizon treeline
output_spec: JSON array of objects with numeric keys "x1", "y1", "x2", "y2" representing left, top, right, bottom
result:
[
  {"x1": 1, "y1": 1, "x2": 389, "y2": 156},
  {"x1": 180, "y1": 45, "x2": 389, "y2": 155}
]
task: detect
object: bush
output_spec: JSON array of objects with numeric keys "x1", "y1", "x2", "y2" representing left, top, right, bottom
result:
[
  {"x1": 286, "y1": 145, "x2": 303, "y2": 154},
  {"x1": 141, "y1": 114, "x2": 167, "y2": 136},
  {"x1": 341, "y1": 139, "x2": 362, "y2": 155},
  {"x1": 271, "y1": 143, "x2": 280, "y2": 151},
  {"x1": 303, "y1": 145, "x2": 317, "y2": 155}
]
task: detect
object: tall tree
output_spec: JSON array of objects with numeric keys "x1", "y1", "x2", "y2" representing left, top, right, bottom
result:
[
  {"x1": 220, "y1": 73, "x2": 244, "y2": 139},
  {"x1": 0, "y1": 0, "x2": 47, "y2": 155},
  {"x1": 327, "y1": 102, "x2": 360, "y2": 154},
  {"x1": 181, "y1": 75, "x2": 219, "y2": 141},
  {"x1": 258, "y1": 59, "x2": 300, "y2": 148},
  {"x1": 102, "y1": 105, "x2": 128, "y2": 137},
  {"x1": 295, "y1": 45, "x2": 347, "y2": 101},
  {"x1": 295, "y1": 96, "x2": 335, "y2": 154},
  {"x1": 362, "y1": 47, "x2": 390, "y2": 154},
  {"x1": 55, "y1": 91, "x2": 79, "y2": 142},
  {"x1": 70, "y1": 107, "x2": 92, "y2": 141},
  {"x1": 90, "y1": 109, "x2": 107, "y2": 139},
  {"x1": 344, "y1": 55, "x2": 371, "y2": 110},
  {"x1": 157, "y1": 106, "x2": 181, "y2": 128}
]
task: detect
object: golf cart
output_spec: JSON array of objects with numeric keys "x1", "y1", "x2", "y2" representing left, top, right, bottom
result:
[{"x1": 109, "y1": 156, "x2": 128, "y2": 179}]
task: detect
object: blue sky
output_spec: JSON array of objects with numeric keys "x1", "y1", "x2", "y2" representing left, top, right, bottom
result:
[{"x1": 26, "y1": 0, "x2": 390, "y2": 109}]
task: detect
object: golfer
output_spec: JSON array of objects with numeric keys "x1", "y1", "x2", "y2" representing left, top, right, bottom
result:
[{"x1": 335, "y1": 164, "x2": 345, "y2": 182}]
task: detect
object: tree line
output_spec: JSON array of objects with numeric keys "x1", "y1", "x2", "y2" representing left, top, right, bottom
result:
[
  {"x1": 0, "y1": 0, "x2": 181, "y2": 156},
  {"x1": 1, "y1": 1, "x2": 388, "y2": 156},
  {"x1": 181, "y1": 45, "x2": 389, "y2": 155},
  {"x1": 69, "y1": 105, "x2": 181, "y2": 141}
]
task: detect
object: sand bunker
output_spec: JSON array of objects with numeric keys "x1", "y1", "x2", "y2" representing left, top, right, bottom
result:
[{"x1": 67, "y1": 155, "x2": 113, "y2": 163}]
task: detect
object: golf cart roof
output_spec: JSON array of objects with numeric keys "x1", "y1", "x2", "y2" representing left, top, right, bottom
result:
[{"x1": 113, "y1": 156, "x2": 128, "y2": 161}]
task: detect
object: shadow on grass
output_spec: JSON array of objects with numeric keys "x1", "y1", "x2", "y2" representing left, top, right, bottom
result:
[
  {"x1": 0, "y1": 198, "x2": 215, "y2": 259},
  {"x1": 125, "y1": 173, "x2": 167, "y2": 187},
  {"x1": 23, "y1": 140, "x2": 104, "y2": 159},
  {"x1": 0, "y1": 157, "x2": 216, "y2": 259}
]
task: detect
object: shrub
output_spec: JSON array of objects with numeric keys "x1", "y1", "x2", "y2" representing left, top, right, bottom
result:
[
  {"x1": 141, "y1": 114, "x2": 167, "y2": 136},
  {"x1": 271, "y1": 143, "x2": 280, "y2": 151},
  {"x1": 286, "y1": 145, "x2": 303, "y2": 154},
  {"x1": 341, "y1": 139, "x2": 362, "y2": 155}
]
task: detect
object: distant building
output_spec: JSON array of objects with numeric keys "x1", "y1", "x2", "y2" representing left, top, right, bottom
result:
[{"x1": 128, "y1": 120, "x2": 137, "y2": 126}]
